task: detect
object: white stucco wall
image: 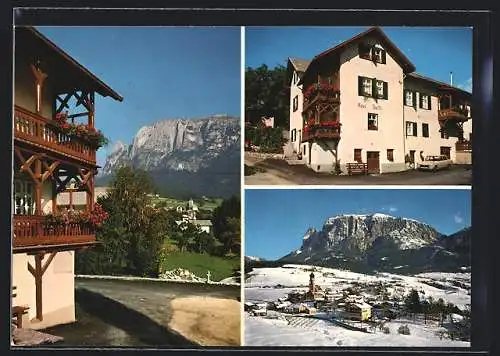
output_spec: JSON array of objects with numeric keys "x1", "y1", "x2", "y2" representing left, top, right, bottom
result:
[
  {"x1": 12, "y1": 251, "x2": 76, "y2": 329},
  {"x1": 14, "y1": 58, "x2": 54, "y2": 119},
  {"x1": 336, "y1": 38, "x2": 406, "y2": 174},
  {"x1": 404, "y1": 93, "x2": 458, "y2": 164}
]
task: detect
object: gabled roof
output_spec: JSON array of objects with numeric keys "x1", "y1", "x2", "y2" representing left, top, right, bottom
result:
[
  {"x1": 286, "y1": 57, "x2": 311, "y2": 85},
  {"x1": 300, "y1": 27, "x2": 416, "y2": 84},
  {"x1": 288, "y1": 57, "x2": 311, "y2": 73},
  {"x1": 406, "y1": 72, "x2": 472, "y2": 98},
  {"x1": 17, "y1": 27, "x2": 123, "y2": 102}
]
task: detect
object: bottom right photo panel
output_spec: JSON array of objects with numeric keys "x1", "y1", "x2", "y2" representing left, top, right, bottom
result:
[{"x1": 243, "y1": 188, "x2": 471, "y2": 347}]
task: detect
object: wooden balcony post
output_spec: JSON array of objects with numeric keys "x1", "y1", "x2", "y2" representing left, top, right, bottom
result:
[{"x1": 28, "y1": 252, "x2": 57, "y2": 322}]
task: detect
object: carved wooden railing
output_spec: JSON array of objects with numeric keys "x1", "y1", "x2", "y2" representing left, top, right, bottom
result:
[
  {"x1": 14, "y1": 106, "x2": 96, "y2": 164},
  {"x1": 303, "y1": 85, "x2": 341, "y2": 113},
  {"x1": 13, "y1": 215, "x2": 96, "y2": 249},
  {"x1": 438, "y1": 107, "x2": 470, "y2": 122},
  {"x1": 456, "y1": 140, "x2": 472, "y2": 151},
  {"x1": 302, "y1": 125, "x2": 341, "y2": 142}
]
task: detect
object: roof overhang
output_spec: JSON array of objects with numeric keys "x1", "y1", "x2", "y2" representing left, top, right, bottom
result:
[
  {"x1": 299, "y1": 26, "x2": 416, "y2": 85},
  {"x1": 15, "y1": 26, "x2": 123, "y2": 102},
  {"x1": 407, "y1": 72, "x2": 472, "y2": 99}
]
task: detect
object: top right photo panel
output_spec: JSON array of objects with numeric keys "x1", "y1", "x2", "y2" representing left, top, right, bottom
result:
[{"x1": 244, "y1": 26, "x2": 472, "y2": 186}]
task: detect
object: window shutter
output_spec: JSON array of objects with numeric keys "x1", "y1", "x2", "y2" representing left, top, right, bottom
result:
[
  {"x1": 412, "y1": 92, "x2": 417, "y2": 108},
  {"x1": 358, "y1": 76, "x2": 363, "y2": 96},
  {"x1": 419, "y1": 93, "x2": 423, "y2": 108},
  {"x1": 381, "y1": 50, "x2": 387, "y2": 64},
  {"x1": 359, "y1": 43, "x2": 370, "y2": 59},
  {"x1": 383, "y1": 82, "x2": 388, "y2": 99},
  {"x1": 428, "y1": 96, "x2": 432, "y2": 110},
  {"x1": 372, "y1": 78, "x2": 377, "y2": 98},
  {"x1": 413, "y1": 122, "x2": 418, "y2": 136}
]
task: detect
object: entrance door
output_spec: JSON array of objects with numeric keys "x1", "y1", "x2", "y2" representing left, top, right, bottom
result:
[
  {"x1": 366, "y1": 151, "x2": 380, "y2": 174},
  {"x1": 440, "y1": 146, "x2": 451, "y2": 159}
]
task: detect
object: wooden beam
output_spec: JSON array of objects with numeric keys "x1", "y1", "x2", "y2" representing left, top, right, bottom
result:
[
  {"x1": 56, "y1": 93, "x2": 73, "y2": 114},
  {"x1": 41, "y1": 160, "x2": 60, "y2": 183},
  {"x1": 41, "y1": 252, "x2": 57, "y2": 275},
  {"x1": 15, "y1": 149, "x2": 39, "y2": 182},
  {"x1": 34, "y1": 254, "x2": 43, "y2": 320}
]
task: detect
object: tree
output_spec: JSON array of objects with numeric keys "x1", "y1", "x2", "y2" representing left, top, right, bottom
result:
[
  {"x1": 75, "y1": 166, "x2": 165, "y2": 277},
  {"x1": 245, "y1": 64, "x2": 289, "y2": 128},
  {"x1": 404, "y1": 289, "x2": 422, "y2": 315},
  {"x1": 212, "y1": 196, "x2": 241, "y2": 256}
]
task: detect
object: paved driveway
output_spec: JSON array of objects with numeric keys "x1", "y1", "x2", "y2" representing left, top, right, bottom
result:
[
  {"x1": 42, "y1": 278, "x2": 240, "y2": 347},
  {"x1": 245, "y1": 158, "x2": 471, "y2": 186}
]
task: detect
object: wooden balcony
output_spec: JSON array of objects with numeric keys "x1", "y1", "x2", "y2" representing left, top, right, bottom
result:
[
  {"x1": 456, "y1": 140, "x2": 472, "y2": 151},
  {"x1": 14, "y1": 106, "x2": 96, "y2": 165},
  {"x1": 302, "y1": 125, "x2": 341, "y2": 142},
  {"x1": 303, "y1": 84, "x2": 340, "y2": 113},
  {"x1": 438, "y1": 107, "x2": 470, "y2": 123},
  {"x1": 13, "y1": 215, "x2": 95, "y2": 250}
]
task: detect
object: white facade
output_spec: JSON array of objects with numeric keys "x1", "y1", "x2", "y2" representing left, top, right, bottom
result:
[{"x1": 288, "y1": 28, "x2": 472, "y2": 174}]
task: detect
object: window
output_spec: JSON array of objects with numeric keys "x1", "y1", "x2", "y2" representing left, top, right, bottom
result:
[
  {"x1": 360, "y1": 77, "x2": 372, "y2": 96},
  {"x1": 368, "y1": 113, "x2": 378, "y2": 130},
  {"x1": 358, "y1": 43, "x2": 386, "y2": 64},
  {"x1": 293, "y1": 95, "x2": 298, "y2": 112},
  {"x1": 441, "y1": 130, "x2": 449, "y2": 139},
  {"x1": 404, "y1": 90, "x2": 415, "y2": 106},
  {"x1": 422, "y1": 123, "x2": 429, "y2": 138},
  {"x1": 291, "y1": 129, "x2": 296, "y2": 142},
  {"x1": 354, "y1": 149, "x2": 362, "y2": 163},
  {"x1": 387, "y1": 149, "x2": 394, "y2": 162},
  {"x1": 420, "y1": 94, "x2": 431, "y2": 110},
  {"x1": 406, "y1": 121, "x2": 417, "y2": 136},
  {"x1": 359, "y1": 76, "x2": 387, "y2": 99},
  {"x1": 14, "y1": 180, "x2": 35, "y2": 215}
]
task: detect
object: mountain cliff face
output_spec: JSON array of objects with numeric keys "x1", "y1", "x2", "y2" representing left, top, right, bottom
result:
[
  {"x1": 279, "y1": 213, "x2": 470, "y2": 274},
  {"x1": 97, "y1": 115, "x2": 240, "y2": 199}
]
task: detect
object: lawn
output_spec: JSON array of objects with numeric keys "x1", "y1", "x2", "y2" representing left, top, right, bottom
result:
[{"x1": 160, "y1": 251, "x2": 240, "y2": 282}]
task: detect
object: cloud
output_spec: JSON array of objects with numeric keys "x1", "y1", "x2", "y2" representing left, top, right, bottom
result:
[
  {"x1": 381, "y1": 205, "x2": 398, "y2": 213},
  {"x1": 389, "y1": 206, "x2": 398, "y2": 213},
  {"x1": 454, "y1": 213, "x2": 464, "y2": 224},
  {"x1": 457, "y1": 78, "x2": 472, "y2": 93}
]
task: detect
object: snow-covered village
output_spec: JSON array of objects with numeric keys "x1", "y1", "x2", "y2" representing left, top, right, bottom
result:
[
  {"x1": 244, "y1": 189, "x2": 471, "y2": 347},
  {"x1": 244, "y1": 264, "x2": 470, "y2": 347}
]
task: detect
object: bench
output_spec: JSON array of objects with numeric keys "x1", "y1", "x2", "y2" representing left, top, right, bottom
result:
[
  {"x1": 12, "y1": 306, "x2": 30, "y2": 328},
  {"x1": 346, "y1": 162, "x2": 368, "y2": 176}
]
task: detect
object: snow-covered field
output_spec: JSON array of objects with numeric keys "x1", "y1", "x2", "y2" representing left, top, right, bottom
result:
[
  {"x1": 245, "y1": 313, "x2": 469, "y2": 347},
  {"x1": 244, "y1": 264, "x2": 470, "y2": 347}
]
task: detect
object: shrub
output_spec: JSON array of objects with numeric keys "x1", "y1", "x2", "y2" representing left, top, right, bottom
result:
[
  {"x1": 382, "y1": 326, "x2": 390, "y2": 334},
  {"x1": 398, "y1": 325, "x2": 410, "y2": 335},
  {"x1": 245, "y1": 126, "x2": 287, "y2": 153}
]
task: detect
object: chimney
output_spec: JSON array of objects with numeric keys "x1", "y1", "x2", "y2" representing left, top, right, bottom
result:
[{"x1": 450, "y1": 71, "x2": 453, "y2": 86}]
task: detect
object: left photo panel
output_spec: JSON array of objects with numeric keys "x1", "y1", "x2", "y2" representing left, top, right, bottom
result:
[{"x1": 11, "y1": 26, "x2": 242, "y2": 347}]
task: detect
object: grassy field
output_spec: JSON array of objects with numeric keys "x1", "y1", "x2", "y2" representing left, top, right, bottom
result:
[{"x1": 160, "y1": 252, "x2": 240, "y2": 282}]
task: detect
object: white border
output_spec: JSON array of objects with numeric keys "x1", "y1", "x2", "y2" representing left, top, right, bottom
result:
[{"x1": 239, "y1": 25, "x2": 246, "y2": 347}]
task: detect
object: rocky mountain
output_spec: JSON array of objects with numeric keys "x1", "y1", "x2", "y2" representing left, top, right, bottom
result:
[
  {"x1": 96, "y1": 115, "x2": 240, "y2": 199},
  {"x1": 277, "y1": 213, "x2": 470, "y2": 274}
]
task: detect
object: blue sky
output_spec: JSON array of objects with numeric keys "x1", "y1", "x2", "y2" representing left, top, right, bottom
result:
[
  {"x1": 35, "y1": 26, "x2": 241, "y2": 166},
  {"x1": 245, "y1": 26, "x2": 472, "y2": 92},
  {"x1": 245, "y1": 188, "x2": 471, "y2": 260}
]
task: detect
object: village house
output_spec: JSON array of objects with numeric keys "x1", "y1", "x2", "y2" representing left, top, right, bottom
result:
[
  {"x1": 343, "y1": 301, "x2": 373, "y2": 321},
  {"x1": 287, "y1": 26, "x2": 472, "y2": 174},
  {"x1": 12, "y1": 27, "x2": 122, "y2": 330},
  {"x1": 174, "y1": 198, "x2": 212, "y2": 234}
]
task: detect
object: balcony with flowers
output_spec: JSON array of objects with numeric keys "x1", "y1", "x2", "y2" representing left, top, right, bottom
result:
[
  {"x1": 13, "y1": 203, "x2": 108, "y2": 250},
  {"x1": 303, "y1": 83, "x2": 340, "y2": 113},
  {"x1": 14, "y1": 106, "x2": 109, "y2": 164},
  {"x1": 302, "y1": 116, "x2": 341, "y2": 142},
  {"x1": 438, "y1": 106, "x2": 470, "y2": 123}
]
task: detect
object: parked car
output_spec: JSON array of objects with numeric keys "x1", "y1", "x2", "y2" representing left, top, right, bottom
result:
[{"x1": 417, "y1": 155, "x2": 452, "y2": 171}]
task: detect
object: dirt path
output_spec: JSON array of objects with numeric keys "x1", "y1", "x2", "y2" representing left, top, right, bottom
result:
[{"x1": 169, "y1": 297, "x2": 241, "y2": 346}]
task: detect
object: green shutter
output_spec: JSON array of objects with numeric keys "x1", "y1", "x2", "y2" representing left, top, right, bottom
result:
[
  {"x1": 358, "y1": 76, "x2": 364, "y2": 96},
  {"x1": 383, "y1": 82, "x2": 388, "y2": 99},
  {"x1": 412, "y1": 92, "x2": 417, "y2": 108},
  {"x1": 413, "y1": 122, "x2": 418, "y2": 136},
  {"x1": 428, "y1": 95, "x2": 432, "y2": 110},
  {"x1": 419, "y1": 93, "x2": 423, "y2": 108},
  {"x1": 382, "y1": 50, "x2": 387, "y2": 64},
  {"x1": 372, "y1": 78, "x2": 377, "y2": 98}
]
